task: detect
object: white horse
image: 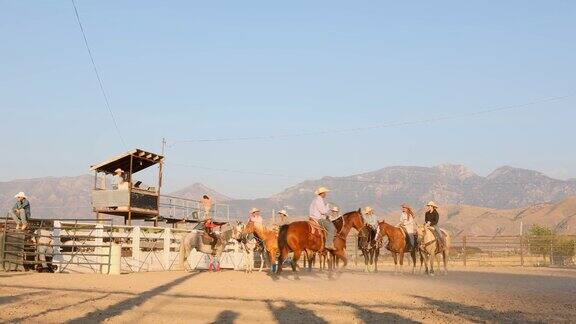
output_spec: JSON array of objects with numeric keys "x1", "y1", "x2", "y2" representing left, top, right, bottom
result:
[
  {"x1": 416, "y1": 224, "x2": 450, "y2": 275},
  {"x1": 179, "y1": 224, "x2": 236, "y2": 272}
]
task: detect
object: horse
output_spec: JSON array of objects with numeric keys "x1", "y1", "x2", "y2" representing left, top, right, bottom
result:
[
  {"x1": 358, "y1": 224, "x2": 380, "y2": 273},
  {"x1": 276, "y1": 209, "x2": 364, "y2": 278},
  {"x1": 234, "y1": 221, "x2": 264, "y2": 273},
  {"x1": 330, "y1": 209, "x2": 365, "y2": 269},
  {"x1": 377, "y1": 220, "x2": 421, "y2": 274},
  {"x1": 242, "y1": 220, "x2": 279, "y2": 273},
  {"x1": 179, "y1": 223, "x2": 235, "y2": 272},
  {"x1": 416, "y1": 224, "x2": 450, "y2": 275}
]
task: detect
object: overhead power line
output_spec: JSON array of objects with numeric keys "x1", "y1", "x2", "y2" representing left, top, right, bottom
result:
[
  {"x1": 168, "y1": 95, "x2": 569, "y2": 146},
  {"x1": 71, "y1": 0, "x2": 127, "y2": 149}
]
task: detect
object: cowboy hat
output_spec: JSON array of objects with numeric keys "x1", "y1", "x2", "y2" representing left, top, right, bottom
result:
[
  {"x1": 14, "y1": 192, "x2": 27, "y2": 199},
  {"x1": 278, "y1": 209, "x2": 288, "y2": 215},
  {"x1": 364, "y1": 206, "x2": 373, "y2": 214},
  {"x1": 426, "y1": 201, "x2": 439, "y2": 208},
  {"x1": 331, "y1": 206, "x2": 339, "y2": 212},
  {"x1": 114, "y1": 168, "x2": 124, "y2": 173},
  {"x1": 250, "y1": 208, "x2": 260, "y2": 214},
  {"x1": 315, "y1": 187, "x2": 330, "y2": 195}
]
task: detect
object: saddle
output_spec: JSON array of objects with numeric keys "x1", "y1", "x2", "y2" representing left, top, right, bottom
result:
[
  {"x1": 307, "y1": 219, "x2": 327, "y2": 237},
  {"x1": 202, "y1": 232, "x2": 220, "y2": 246}
]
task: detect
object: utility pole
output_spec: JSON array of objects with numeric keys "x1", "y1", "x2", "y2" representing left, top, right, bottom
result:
[{"x1": 161, "y1": 137, "x2": 167, "y2": 155}]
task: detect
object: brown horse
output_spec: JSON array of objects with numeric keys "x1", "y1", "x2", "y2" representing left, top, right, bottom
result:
[
  {"x1": 377, "y1": 220, "x2": 421, "y2": 274},
  {"x1": 277, "y1": 209, "x2": 363, "y2": 277},
  {"x1": 310, "y1": 209, "x2": 365, "y2": 271},
  {"x1": 331, "y1": 209, "x2": 365, "y2": 268},
  {"x1": 243, "y1": 220, "x2": 279, "y2": 273}
]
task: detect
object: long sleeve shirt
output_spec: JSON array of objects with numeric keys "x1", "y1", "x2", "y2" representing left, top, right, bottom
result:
[
  {"x1": 13, "y1": 199, "x2": 31, "y2": 218},
  {"x1": 309, "y1": 196, "x2": 329, "y2": 219},
  {"x1": 364, "y1": 214, "x2": 379, "y2": 227},
  {"x1": 399, "y1": 212, "x2": 416, "y2": 233},
  {"x1": 424, "y1": 210, "x2": 439, "y2": 226}
]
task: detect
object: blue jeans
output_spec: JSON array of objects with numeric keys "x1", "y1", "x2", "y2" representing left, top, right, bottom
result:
[
  {"x1": 9, "y1": 209, "x2": 27, "y2": 226},
  {"x1": 318, "y1": 219, "x2": 336, "y2": 248}
]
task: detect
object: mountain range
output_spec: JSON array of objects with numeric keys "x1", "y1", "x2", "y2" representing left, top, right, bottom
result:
[{"x1": 2, "y1": 164, "x2": 576, "y2": 235}]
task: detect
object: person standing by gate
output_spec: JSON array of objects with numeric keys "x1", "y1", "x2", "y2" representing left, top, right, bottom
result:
[{"x1": 8, "y1": 192, "x2": 30, "y2": 230}]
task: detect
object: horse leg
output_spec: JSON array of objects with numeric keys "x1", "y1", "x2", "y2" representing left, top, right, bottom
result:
[
  {"x1": 291, "y1": 248, "x2": 302, "y2": 280},
  {"x1": 411, "y1": 250, "x2": 417, "y2": 275},
  {"x1": 442, "y1": 250, "x2": 448, "y2": 275},
  {"x1": 307, "y1": 250, "x2": 315, "y2": 273},
  {"x1": 399, "y1": 252, "x2": 405, "y2": 274},
  {"x1": 392, "y1": 253, "x2": 398, "y2": 274},
  {"x1": 277, "y1": 246, "x2": 288, "y2": 275},
  {"x1": 363, "y1": 250, "x2": 369, "y2": 272},
  {"x1": 374, "y1": 249, "x2": 380, "y2": 273}
]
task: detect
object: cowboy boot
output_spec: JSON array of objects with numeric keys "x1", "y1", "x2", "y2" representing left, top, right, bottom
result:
[
  {"x1": 208, "y1": 262, "x2": 213, "y2": 272},
  {"x1": 216, "y1": 263, "x2": 221, "y2": 272}
]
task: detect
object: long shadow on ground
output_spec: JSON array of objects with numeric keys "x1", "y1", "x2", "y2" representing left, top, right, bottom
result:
[{"x1": 67, "y1": 272, "x2": 200, "y2": 323}]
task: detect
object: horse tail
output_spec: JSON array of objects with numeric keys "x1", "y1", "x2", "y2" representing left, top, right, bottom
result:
[{"x1": 277, "y1": 224, "x2": 289, "y2": 252}]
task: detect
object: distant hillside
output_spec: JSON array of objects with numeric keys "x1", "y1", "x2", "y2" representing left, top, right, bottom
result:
[
  {"x1": 225, "y1": 164, "x2": 576, "y2": 219},
  {"x1": 1, "y1": 164, "x2": 576, "y2": 235},
  {"x1": 0, "y1": 175, "x2": 93, "y2": 219},
  {"x1": 169, "y1": 183, "x2": 233, "y2": 202}
]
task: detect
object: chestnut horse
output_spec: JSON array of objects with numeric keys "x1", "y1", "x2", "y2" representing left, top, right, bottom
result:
[
  {"x1": 243, "y1": 220, "x2": 279, "y2": 273},
  {"x1": 377, "y1": 220, "x2": 421, "y2": 274},
  {"x1": 309, "y1": 210, "x2": 364, "y2": 271},
  {"x1": 277, "y1": 209, "x2": 363, "y2": 277}
]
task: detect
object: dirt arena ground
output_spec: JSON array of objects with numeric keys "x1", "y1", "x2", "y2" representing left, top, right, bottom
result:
[{"x1": 1, "y1": 266, "x2": 575, "y2": 323}]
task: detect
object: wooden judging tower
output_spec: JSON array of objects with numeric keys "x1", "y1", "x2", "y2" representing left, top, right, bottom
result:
[{"x1": 91, "y1": 149, "x2": 164, "y2": 225}]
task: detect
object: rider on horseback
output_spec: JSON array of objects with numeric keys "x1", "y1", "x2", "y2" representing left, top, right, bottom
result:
[
  {"x1": 309, "y1": 187, "x2": 336, "y2": 250},
  {"x1": 363, "y1": 207, "x2": 380, "y2": 237},
  {"x1": 398, "y1": 204, "x2": 417, "y2": 250},
  {"x1": 424, "y1": 201, "x2": 444, "y2": 249},
  {"x1": 203, "y1": 217, "x2": 219, "y2": 247}
]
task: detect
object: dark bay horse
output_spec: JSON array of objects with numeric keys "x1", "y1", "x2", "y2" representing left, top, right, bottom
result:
[
  {"x1": 358, "y1": 225, "x2": 380, "y2": 272},
  {"x1": 377, "y1": 220, "x2": 421, "y2": 274},
  {"x1": 277, "y1": 209, "x2": 363, "y2": 277}
]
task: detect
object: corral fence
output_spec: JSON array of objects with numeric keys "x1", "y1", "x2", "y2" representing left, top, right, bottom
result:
[
  {"x1": 1, "y1": 218, "x2": 113, "y2": 273},
  {"x1": 1, "y1": 218, "x2": 246, "y2": 274},
  {"x1": 340, "y1": 234, "x2": 576, "y2": 269}
]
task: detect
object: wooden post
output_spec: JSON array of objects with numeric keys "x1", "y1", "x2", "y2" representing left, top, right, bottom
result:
[
  {"x1": 354, "y1": 234, "x2": 358, "y2": 269},
  {"x1": 95, "y1": 224, "x2": 104, "y2": 273},
  {"x1": 128, "y1": 154, "x2": 134, "y2": 226},
  {"x1": 520, "y1": 234, "x2": 524, "y2": 267},
  {"x1": 163, "y1": 228, "x2": 171, "y2": 270},
  {"x1": 462, "y1": 235, "x2": 467, "y2": 267},
  {"x1": 131, "y1": 226, "x2": 141, "y2": 269}
]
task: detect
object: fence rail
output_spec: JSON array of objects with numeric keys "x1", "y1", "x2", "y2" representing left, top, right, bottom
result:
[{"x1": 341, "y1": 234, "x2": 576, "y2": 268}]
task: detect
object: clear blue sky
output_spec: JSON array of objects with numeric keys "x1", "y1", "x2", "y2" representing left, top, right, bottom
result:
[{"x1": 1, "y1": 1, "x2": 574, "y2": 198}]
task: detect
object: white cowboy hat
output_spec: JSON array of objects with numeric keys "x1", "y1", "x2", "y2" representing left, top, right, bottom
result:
[
  {"x1": 278, "y1": 209, "x2": 288, "y2": 215},
  {"x1": 426, "y1": 201, "x2": 439, "y2": 208},
  {"x1": 364, "y1": 206, "x2": 373, "y2": 214},
  {"x1": 315, "y1": 187, "x2": 330, "y2": 195},
  {"x1": 331, "y1": 206, "x2": 339, "y2": 212},
  {"x1": 114, "y1": 168, "x2": 124, "y2": 173},
  {"x1": 14, "y1": 192, "x2": 27, "y2": 199},
  {"x1": 250, "y1": 208, "x2": 260, "y2": 214}
]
